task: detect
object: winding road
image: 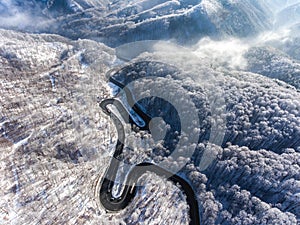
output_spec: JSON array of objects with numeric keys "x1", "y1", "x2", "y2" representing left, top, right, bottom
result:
[{"x1": 98, "y1": 68, "x2": 201, "y2": 224}]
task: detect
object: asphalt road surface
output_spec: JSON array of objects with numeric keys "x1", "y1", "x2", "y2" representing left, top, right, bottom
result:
[{"x1": 98, "y1": 97, "x2": 200, "y2": 225}]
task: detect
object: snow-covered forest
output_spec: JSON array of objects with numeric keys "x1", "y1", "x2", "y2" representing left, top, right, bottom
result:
[{"x1": 0, "y1": 0, "x2": 299, "y2": 224}]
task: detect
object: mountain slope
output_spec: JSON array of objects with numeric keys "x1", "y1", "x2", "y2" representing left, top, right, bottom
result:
[
  {"x1": 0, "y1": 30, "x2": 299, "y2": 224},
  {"x1": 0, "y1": 0, "x2": 273, "y2": 47}
]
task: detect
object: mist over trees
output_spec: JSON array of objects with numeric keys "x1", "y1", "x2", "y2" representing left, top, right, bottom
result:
[{"x1": 0, "y1": 0, "x2": 300, "y2": 224}]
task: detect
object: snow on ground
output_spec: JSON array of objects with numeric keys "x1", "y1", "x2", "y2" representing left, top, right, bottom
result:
[
  {"x1": 0, "y1": 28, "x2": 299, "y2": 224},
  {"x1": 0, "y1": 1, "x2": 300, "y2": 224}
]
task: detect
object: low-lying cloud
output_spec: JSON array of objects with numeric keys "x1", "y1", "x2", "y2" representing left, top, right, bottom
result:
[
  {"x1": 0, "y1": 0, "x2": 48, "y2": 29},
  {"x1": 193, "y1": 37, "x2": 250, "y2": 70}
]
